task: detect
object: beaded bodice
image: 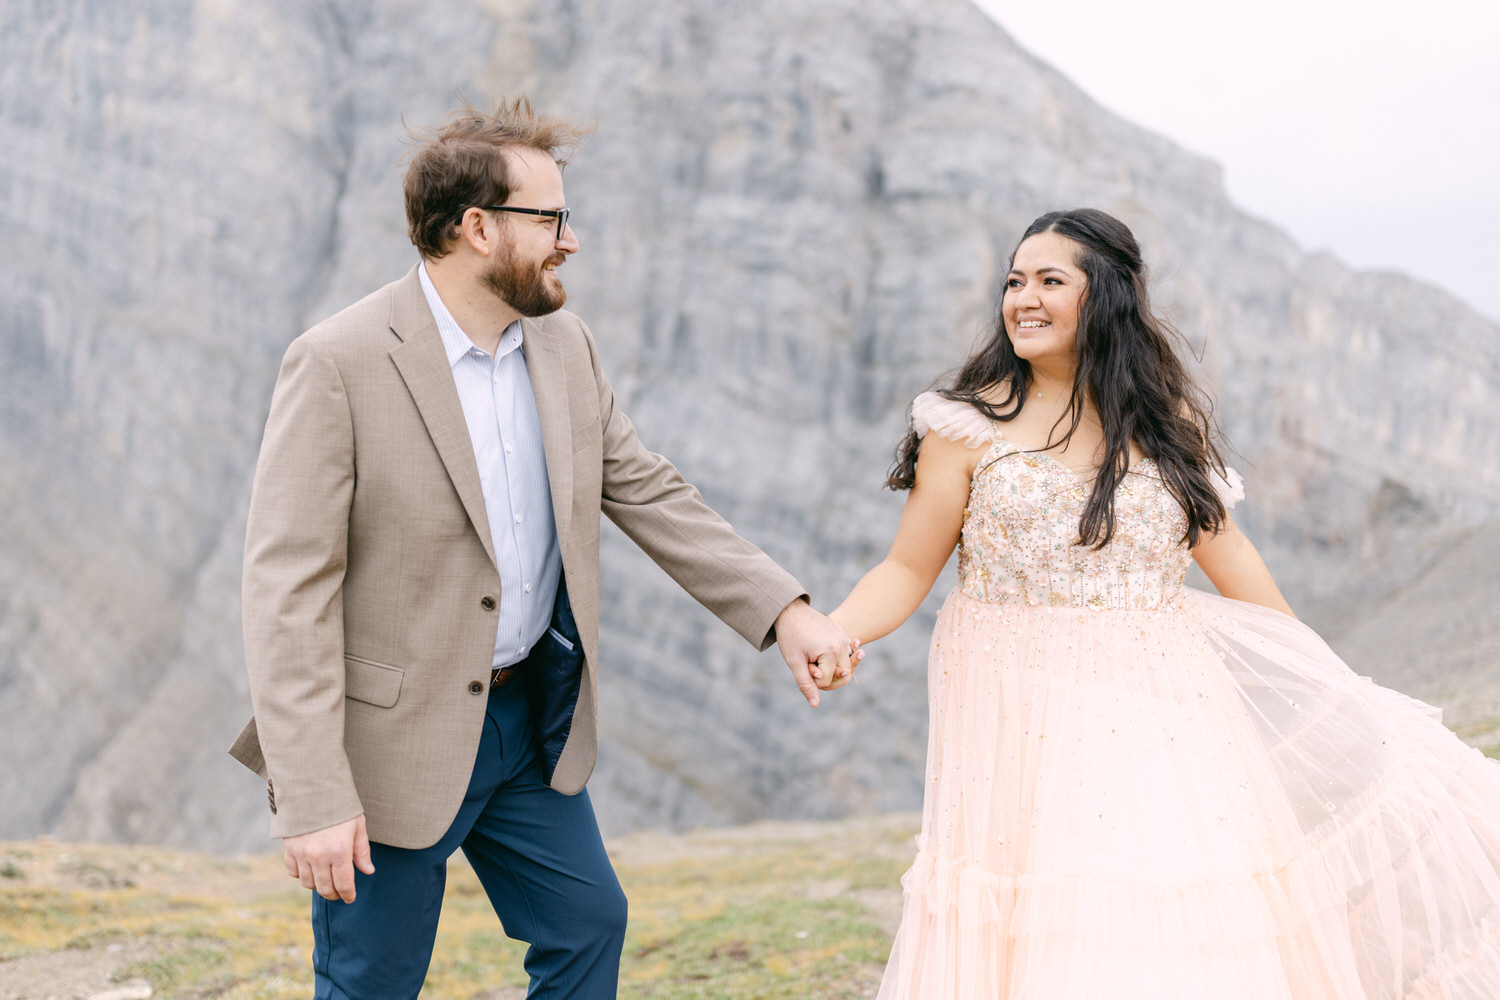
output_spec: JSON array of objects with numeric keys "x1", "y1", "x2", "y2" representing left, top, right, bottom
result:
[
  {"x1": 957, "y1": 442, "x2": 1190, "y2": 610},
  {"x1": 909, "y1": 392, "x2": 1236, "y2": 611}
]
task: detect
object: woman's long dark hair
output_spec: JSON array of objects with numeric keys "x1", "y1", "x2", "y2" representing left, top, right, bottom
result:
[{"x1": 888, "y1": 208, "x2": 1229, "y2": 548}]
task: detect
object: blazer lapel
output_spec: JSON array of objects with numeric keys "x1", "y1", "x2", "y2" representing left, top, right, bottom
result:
[
  {"x1": 521, "y1": 317, "x2": 574, "y2": 551},
  {"x1": 387, "y1": 268, "x2": 498, "y2": 570}
]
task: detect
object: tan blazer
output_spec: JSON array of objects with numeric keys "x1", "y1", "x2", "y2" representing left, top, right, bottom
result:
[{"x1": 230, "y1": 266, "x2": 804, "y2": 849}]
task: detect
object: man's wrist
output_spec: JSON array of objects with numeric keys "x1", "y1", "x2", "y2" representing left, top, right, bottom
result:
[{"x1": 775, "y1": 595, "x2": 810, "y2": 625}]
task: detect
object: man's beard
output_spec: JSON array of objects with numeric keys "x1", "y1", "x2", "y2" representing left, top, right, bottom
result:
[{"x1": 483, "y1": 243, "x2": 566, "y2": 317}]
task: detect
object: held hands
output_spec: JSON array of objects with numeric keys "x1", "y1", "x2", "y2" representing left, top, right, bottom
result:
[
  {"x1": 774, "y1": 598, "x2": 864, "y2": 707},
  {"x1": 283, "y1": 814, "x2": 375, "y2": 903}
]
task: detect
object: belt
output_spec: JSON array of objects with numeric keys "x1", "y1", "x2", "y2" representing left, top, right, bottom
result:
[{"x1": 490, "y1": 665, "x2": 522, "y2": 689}]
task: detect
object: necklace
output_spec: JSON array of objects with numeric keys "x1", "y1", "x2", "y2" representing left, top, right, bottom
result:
[{"x1": 1032, "y1": 377, "x2": 1074, "y2": 400}]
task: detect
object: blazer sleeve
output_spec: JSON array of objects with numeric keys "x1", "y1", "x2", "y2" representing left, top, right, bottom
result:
[
  {"x1": 578, "y1": 320, "x2": 807, "y2": 650},
  {"x1": 240, "y1": 332, "x2": 364, "y2": 839}
]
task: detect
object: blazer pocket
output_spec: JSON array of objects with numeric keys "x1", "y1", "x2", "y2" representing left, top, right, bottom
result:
[
  {"x1": 571, "y1": 417, "x2": 601, "y2": 454},
  {"x1": 344, "y1": 654, "x2": 405, "y2": 708}
]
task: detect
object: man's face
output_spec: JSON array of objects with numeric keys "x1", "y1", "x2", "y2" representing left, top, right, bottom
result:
[{"x1": 482, "y1": 146, "x2": 577, "y2": 317}]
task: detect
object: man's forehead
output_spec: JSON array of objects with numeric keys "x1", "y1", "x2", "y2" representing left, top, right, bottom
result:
[{"x1": 503, "y1": 146, "x2": 565, "y2": 191}]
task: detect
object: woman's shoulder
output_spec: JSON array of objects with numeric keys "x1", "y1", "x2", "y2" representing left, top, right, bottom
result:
[
  {"x1": 911, "y1": 391, "x2": 1000, "y2": 450},
  {"x1": 1209, "y1": 466, "x2": 1245, "y2": 509}
]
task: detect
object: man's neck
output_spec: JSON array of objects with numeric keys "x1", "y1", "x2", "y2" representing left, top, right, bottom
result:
[{"x1": 423, "y1": 257, "x2": 520, "y2": 356}]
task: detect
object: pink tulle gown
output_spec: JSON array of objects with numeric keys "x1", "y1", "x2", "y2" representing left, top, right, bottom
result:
[{"x1": 876, "y1": 394, "x2": 1500, "y2": 1000}]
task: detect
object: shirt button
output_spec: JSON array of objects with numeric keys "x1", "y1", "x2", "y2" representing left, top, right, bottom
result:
[
  {"x1": 480, "y1": 596, "x2": 496, "y2": 611},
  {"x1": 468, "y1": 681, "x2": 484, "y2": 695},
  {"x1": 505, "y1": 444, "x2": 513, "y2": 453},
  {"x1": 514, "y1": 514, "x2": 523, "y2": 523},
  {"x1": 524, "y1": 583, "x2": 532, "y2": 593}
]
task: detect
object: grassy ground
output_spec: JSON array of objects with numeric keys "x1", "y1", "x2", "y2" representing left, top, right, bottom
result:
[
  {"x1": 0, "y1": 814, "x2": 916, "y2": 1000},
  {"x1": 1451, "y1": 716, "x2": 1500, "y2": 760}
]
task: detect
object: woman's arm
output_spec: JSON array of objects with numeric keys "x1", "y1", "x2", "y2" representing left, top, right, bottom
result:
[
  {"x1": 831, "y1": 433, "x2": 979, "y2": 643},
  {"x1": 1191, "y1": 515, "x2": 1297, "y2": 617}
]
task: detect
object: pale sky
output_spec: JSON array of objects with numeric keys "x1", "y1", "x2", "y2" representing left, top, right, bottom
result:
[{"x1": 971, "y1": 0, "x2": 1500, "y2": 321}]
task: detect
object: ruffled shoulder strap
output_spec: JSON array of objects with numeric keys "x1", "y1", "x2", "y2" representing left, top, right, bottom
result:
[
  {"x1": 910, "y1": 391, "x2": 998, "y2": 449},
  {"x1": 1210, "y1": 466, "x2": 1244, "y2": 509}
]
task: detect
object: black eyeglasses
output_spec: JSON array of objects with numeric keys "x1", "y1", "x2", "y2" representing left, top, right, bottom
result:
[{"x1": 482, "y1": 205, "x2": 570, "y2": 240}]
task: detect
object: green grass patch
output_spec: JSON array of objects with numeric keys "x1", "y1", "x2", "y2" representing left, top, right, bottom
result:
[
  {"x1": 620, "y1": 896, "x2": 885, "y2": 999},
  {"x1": 1450, "y1": 716, "x2": 1500, "y2": 759},
  {"x1": 0, "y1": 818, "x2": 915, "y2": 998},
  {"x1": 115, "y1": 945, "x2": 230, "y2": 992}
]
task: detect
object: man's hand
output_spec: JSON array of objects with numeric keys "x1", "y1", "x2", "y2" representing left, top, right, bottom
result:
[
  {"x1": 283, "y1": 814, "x2": 375, "y2": 903},
  {"x1": 774, "y1": 599, "x2": 862, "y2": 707}
]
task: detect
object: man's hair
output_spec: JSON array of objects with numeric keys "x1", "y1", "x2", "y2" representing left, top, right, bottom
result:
[{"x1": 403, "y1": 98, "x2": 593, "y2": 259}]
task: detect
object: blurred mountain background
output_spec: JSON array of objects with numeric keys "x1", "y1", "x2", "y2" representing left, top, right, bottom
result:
[{"x1": 2, "y1": 0, "x2": 1498, "y2": 852}]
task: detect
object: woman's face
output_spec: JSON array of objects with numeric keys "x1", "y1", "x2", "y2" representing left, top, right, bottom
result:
[{"x1": 1003, "y1": 231, "x2": 1086, "y2": 368}]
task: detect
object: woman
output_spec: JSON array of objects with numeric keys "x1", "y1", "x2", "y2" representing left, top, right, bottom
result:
[{"x1": 833, "y1": 209, "x2": 1500, "y2": 999}]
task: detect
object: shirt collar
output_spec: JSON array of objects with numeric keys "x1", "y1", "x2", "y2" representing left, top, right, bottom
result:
[{"x1": 418, "y1": 260, "x2": 523, "y2": 368}]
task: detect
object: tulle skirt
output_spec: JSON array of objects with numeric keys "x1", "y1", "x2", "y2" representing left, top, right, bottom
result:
[{"x1": 876, "y1": 588, "x2": 1500, "y2": 999}]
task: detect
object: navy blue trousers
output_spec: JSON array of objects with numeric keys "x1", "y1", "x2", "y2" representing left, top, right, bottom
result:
[{"x1": 310, "y1": 680, "x2": 627, "y2": 999}]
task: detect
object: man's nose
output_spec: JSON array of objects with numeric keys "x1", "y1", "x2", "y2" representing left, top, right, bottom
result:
[{"x1": 555, "y1": 221, "x2": 578, "y2": 254}]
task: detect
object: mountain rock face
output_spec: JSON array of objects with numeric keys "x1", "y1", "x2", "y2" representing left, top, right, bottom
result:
[{"x1": 2, "y1": 0, "x2": 1497, "y2": 851}]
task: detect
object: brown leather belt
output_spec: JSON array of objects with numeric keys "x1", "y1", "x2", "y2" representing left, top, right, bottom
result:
[{"x1": 490, "y1": 665, "x2": 522, "y2": 689}]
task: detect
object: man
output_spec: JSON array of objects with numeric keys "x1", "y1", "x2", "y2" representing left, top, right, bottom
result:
[{"x1": 228, "y1": 98, "x2": 857, "y2": 998}]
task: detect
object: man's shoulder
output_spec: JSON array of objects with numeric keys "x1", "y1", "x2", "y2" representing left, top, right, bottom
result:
[
  {"x1": 528, "y1": 308, "x2": 599, "y2": 361},
  {"x1": 294, "y1": 269, "x2": 417, "y2": 356},
  {"x1": 532, "y1": 307, "x2": 588, "y2": 338}
]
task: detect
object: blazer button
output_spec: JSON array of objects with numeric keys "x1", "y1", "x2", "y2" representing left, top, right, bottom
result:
[
  {"x1": 480, "y1": 596, "x2": 496, "y2": 611},
  {"x1": 468, "y1": 680, "x2": 484, "y2": 695}
]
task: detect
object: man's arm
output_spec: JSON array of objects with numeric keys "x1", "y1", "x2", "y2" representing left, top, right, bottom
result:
[
  {"x1": 242, "y1": 333, "x2": 371, "y2": 898},
  {"x1": 574, "y1": 318, "x2": 855, "y2": 702}
]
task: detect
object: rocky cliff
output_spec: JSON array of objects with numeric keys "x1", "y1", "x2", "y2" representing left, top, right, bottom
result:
[{"x1": 2, "y1": 0, "x2": 1497, "y2": 851}]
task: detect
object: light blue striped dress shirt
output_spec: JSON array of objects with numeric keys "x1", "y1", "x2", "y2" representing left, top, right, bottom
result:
[{"x1": 418, "y1": 262, "x2": 562, "y2": 669}]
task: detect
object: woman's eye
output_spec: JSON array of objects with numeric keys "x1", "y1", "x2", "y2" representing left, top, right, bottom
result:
[{"x1": 1005, "y1": 278, "x2": 1022, "y2": 289}]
